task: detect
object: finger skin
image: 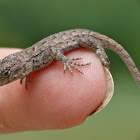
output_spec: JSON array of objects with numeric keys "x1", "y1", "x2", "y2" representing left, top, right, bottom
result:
[{"x1": 0, "y1": 48, "x2": 106, "y2": 133}]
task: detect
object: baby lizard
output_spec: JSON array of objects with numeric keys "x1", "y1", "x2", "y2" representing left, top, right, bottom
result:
[{"x1": 0, "y1": 29, "x2": 139, "y2": 90}]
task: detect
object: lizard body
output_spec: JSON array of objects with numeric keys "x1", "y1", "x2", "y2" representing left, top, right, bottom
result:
[{"x1": 0, "y1": 29, "x2": 139, "y2": 89}]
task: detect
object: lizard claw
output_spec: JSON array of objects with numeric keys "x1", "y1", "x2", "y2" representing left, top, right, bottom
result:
[
  {"x1": 20, "y1": 75, "x2": 31, "y2": 91},
  {"x1": 63, "y1": 57, "x2": 91, "y2": 75}
]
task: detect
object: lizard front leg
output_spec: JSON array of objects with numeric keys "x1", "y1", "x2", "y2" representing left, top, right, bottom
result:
[{"x1": 20, "y1": 75, "x2": 31, "y2": 90}]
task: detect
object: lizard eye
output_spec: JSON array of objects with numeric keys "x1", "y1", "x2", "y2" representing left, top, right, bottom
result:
[{"x1": 3, "y1": 70, "x2": 10, "y2": 78}]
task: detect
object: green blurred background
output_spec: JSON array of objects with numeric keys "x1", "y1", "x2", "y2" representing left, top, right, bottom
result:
[{"x1": 0, "y1": 0, "x2": 140, "y2": 139}]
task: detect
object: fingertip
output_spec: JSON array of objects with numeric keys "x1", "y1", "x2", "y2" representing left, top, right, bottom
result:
[{"x1": 0, "y1": 48, "x2": 106, "y2": 133}]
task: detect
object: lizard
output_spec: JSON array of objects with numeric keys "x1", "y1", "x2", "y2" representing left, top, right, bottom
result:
[{"x1": 0, "y1": 29, "x2": 139, "y2": 90}]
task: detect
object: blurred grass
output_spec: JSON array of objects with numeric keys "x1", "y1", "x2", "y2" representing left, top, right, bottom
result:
[{"x1": 0, "y1": 0, "x2": 140, "y2": 139}]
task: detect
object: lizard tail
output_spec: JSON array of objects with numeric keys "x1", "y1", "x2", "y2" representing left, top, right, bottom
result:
[{"x1": 105, "y1": 39, "x2": 140, "y2": 87}]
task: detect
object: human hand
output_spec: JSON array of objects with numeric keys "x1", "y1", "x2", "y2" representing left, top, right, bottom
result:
[{"x1": 0, "y1": 48, "x2": 106, "y2": 133}]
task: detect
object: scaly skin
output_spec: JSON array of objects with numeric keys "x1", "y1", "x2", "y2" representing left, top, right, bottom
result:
[{"x1": 0, "y1": 29, "x2": 139, "y2": 89}]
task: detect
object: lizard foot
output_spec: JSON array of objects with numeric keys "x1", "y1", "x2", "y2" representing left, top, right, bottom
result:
[
  {"x1": 20, "y1": 75, "x2": 31, "y2": 90},
  {"x1": 63, "y1": 57, "x2": 91, "y2": 75},
  {"x1": 96, "y1": 47, "x2": 110, "y2": 70}
]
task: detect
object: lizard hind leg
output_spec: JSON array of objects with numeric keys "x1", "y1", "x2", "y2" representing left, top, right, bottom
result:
[
  {"x1": 54, "y1": 50, "x2": 91, "y2": 75},
  {"x1": 95, "y1": 46, "x2": 110, "y2": 70},
  {"x1": 20, "y1": 75, "x2": 31, "y2": 90},
  {"x1": 63, "y1": 57, "x2": 91, "y2": 75}
]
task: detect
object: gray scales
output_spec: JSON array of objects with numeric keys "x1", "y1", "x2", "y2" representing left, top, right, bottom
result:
[{"x1": 0, "y1": 29, "x2": 139, "y2": 90}]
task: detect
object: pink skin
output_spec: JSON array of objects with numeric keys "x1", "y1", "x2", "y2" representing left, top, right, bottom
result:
[{"x1": 0, "y1": 48, "x2": 106, "y2": 133}]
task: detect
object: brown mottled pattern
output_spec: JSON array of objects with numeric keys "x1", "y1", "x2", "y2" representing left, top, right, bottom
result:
[{"x1": 0, "y1": 29, "x2": 139, "y2": 89}]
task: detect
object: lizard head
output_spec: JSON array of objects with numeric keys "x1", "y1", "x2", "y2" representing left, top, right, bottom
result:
[{"x1": 0, "y1": 54, "x2": 23, "y2": 86}]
